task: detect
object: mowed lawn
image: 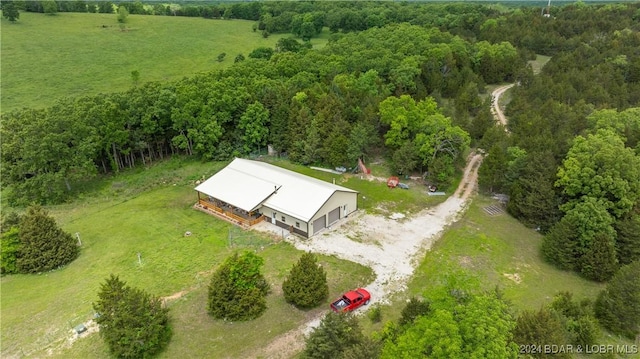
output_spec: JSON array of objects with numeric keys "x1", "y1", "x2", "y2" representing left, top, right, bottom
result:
[
  {"x1": 1, "y1": 12, "x2": 321, "y2": 112},
  {"x1": 0, "y1": 158, "x2": 373, "y2": 358}
]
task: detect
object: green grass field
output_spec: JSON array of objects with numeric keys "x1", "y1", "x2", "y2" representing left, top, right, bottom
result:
[
  {"x1": 530, "y1": 54, "x2": 552, "y2": 75},
  {"x1": 360, "y1": 195, "x2": 638, "y2": 357},
  {"x1": 0, "y1": 157, "x2": 374, "y2": 358},
  {"x1": 0, "y1": 12, "x2": 326, "y2": 112}
]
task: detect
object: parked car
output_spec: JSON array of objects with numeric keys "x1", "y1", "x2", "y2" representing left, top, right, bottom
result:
[{"x1": 330, "y1": 288, "x2": 371, "y2": 312}]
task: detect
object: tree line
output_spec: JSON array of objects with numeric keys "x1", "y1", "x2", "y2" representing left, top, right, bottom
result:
[
  {"x1": 1, "y1": 23, "x2": 522, "y2": 205},
  {"x1": 475, "y1": 4, "x2": 640, "y2": 281}
]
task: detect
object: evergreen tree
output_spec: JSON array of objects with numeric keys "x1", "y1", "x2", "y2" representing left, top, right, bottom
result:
[
  {"x1": 513, "y1": 307, "x2": 570, "y2": 359},
  {"x1": 16, "y1": 206, "x2": 79, "y2": 273},
  {"x1": 94, "y1": 275, "x2": 172, "y2": 358},
  {"x1": 578, "y1": 232, "x2": 618, "y2": 282},
  {"x1": 614, "y1": 212, "x2": 640, "y2": 265},
  {"x1": 550, "y1": 292, "x2": 600, "y2": 347},
  {"x1": 1, "y1": 1, "x2": 20, "y2": 22},
  {"x1": 478, "y1": 144, "x2": 507, "y2": 193},
  {"x1": 595, "y1": 261, "x2": 640, "y2": 339},
  {"x1": 398, "y1": 297, "x2": 431, "y2": 327},
  {"x1": 207, "y1": 251, "x2": 269, "y2": 321},
  {"x1": 507, "y1": 151, "x2": 561, "y2": 233},
  {"x1": 282, "y1": 252, "x2": 328, "y2": 309},
  {"x1": 541, "y1": 218, "x2": 579, "y2": 270},
  {"x1": 303, "y1": 311, "x2": 364, "y2": 359}
]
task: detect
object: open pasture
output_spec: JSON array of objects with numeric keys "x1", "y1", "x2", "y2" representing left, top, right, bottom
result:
[{"x1": 1, "y1": 12, "x2": 318, "y2": 112}]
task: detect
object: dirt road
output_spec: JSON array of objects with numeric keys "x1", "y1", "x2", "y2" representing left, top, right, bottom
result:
[
  {"x1": 252, "y1": 84, "x2": 514, "y2": 359},
  {"x1": 492, "y1": 83, "x2": 515, "y2": 129},
  {"x1": 251, "y1": 151, "x2": 484, "y2": 358}
]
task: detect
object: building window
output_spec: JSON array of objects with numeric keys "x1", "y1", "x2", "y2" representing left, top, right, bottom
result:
[
  {"x1": 281, "y1": 216, "x2": 286, "y2": 222},
  {"x1": 295, "y1": 222, "x2": 300, "y2": 228}
]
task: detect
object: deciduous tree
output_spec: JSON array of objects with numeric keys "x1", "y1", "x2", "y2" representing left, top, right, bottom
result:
[
  {"x1": 238, "y1": 101, "x2": 269, "y2": 154},
  {"x1": 556, "y1": 129, "x2": 640, "y2": 219},
  {"x1": 42, "y1": 0, "x2": 58, "y2": 15},
  {"x1": 382, "y1": 292, "x2": 517, "y2": 358}
]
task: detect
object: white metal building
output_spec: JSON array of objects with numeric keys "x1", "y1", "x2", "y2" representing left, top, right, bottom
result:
[{"x1": 194, "y1": 158, "x2": 358, "y2": 237}]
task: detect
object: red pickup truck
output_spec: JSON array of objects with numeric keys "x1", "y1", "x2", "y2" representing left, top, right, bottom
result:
[{"x1": 330, "y1": 288, "x2": 371, "y2": 312}]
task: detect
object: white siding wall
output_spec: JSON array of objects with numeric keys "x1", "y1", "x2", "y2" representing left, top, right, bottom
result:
[
  {"x1": 309, "y1": 191, "x2": 358, "y2": 234},
  {"x1": 260, "y1": 205, "x2": 308, "y2": 234}
]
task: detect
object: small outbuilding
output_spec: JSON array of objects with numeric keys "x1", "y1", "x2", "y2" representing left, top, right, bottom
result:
[{"x1": 194, "y1": 158, "x2": 358, "y2": 237}]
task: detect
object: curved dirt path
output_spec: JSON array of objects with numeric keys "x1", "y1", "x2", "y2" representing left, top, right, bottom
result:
[
  {"x1": 252, "y1": 84, "x2": 514, "y2": 359},
  {"x1": 250, "y1": 152, "x2": 483, "y2": 359},
  {"x1": 491, "y1": 83, "x2": 515, "y2": 129}
]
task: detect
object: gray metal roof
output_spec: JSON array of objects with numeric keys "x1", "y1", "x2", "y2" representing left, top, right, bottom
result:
[{"x1": 194, "y1": 158, "x2": 357, "y2": 222}]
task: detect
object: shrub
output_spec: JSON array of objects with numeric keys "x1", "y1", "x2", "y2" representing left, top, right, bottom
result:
[
  {"x1": 1, "y1": 227, "x2": 20, "y2": 274},
  {"x1": 513, "y1": 307, "x2": 570, "y2": 359},
  {"x1": 94, "y1": 275, "x2": 172, "y2": 358},
  {"x1": 398, "y1": 297, "x2": 431, "y2": 326},
  {"x1": 16, "y1": 206, "x2": 79, "y2": 273},
  {"x1": 595, "y1": 261, "x2": 640, "y2": 339},
  {"x1": 282, "y1": 252, "x2": 328, "y2": 309},
  {"x1": 341, "y1": 338, "x2": 383, "y2": 359},
  {"x1": 368, "y1": 304, "x2": 382, "y2": 323},
  {"x1": 207, "y1": 251, "x2": 269, "y2": 321},
  {"x1": 551, "y1": 292, "x2": 600, "y2": 347}
]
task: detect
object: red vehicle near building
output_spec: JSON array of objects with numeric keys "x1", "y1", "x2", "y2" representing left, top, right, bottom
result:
[{"x1": 330, "y1": 288, "x2": 371, "y2": 312}]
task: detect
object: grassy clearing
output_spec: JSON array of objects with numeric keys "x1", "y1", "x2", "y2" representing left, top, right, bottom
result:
[
  {"x1": 529, "y1": 54, "x2": 552, "y2": 75},
  {"x1": 407, "y1": 195, "x2": 605, "y2": 309},
  {"x1": 1, "y1": 156, "x2": 373, "y2": 359},
  {"x1": 360, "y1": 196, "x2": 638, "y2": 356},
  {"x1": 1, "y1": 12, "x2": 324, "y2": 112},
  {"x1": 263, "y1": 157, "x2": 453, "y2": 215}
]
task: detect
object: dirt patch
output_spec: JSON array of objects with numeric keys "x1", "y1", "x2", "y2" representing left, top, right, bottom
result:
[
  {"x1": 458, "y1": 256, "x2": 474, "y2": 268},
  {"x1": 503, "y1": 273, "x2": 522, "y2": 284},
  {"x1": 162, "y1": 290, "x2": 189, "y2": 305}
]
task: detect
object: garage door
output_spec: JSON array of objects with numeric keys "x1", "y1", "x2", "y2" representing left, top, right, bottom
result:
[
  {"x1": 313, "y1": 215, "x2": 326, "y2": 235},
  {"x1": 328, "y1": 207, "x2": 340, "y2": 225}
]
